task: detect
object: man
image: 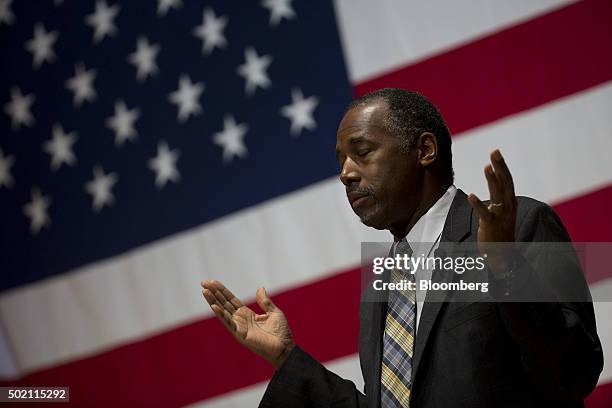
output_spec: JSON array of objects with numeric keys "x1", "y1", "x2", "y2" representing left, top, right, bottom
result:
[{"x1": 202, "y1": 89, "x2": 603, "y2": 407}]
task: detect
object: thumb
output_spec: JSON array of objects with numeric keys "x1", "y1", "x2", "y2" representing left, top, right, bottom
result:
[
  {"x1": 468, "y1": 193, "x2": 493, "y2": 223},
  {"x1": 256, "y1": 287, "x2": 278, "y2": 312}
]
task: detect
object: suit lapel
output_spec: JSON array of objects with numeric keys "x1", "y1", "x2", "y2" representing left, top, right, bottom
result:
[
  {"x1": 360, "y1": 257, "x2": 391, "y2": 408},
  {"x1": 411, "y1": 189, "x2": 473, "y2": 383}
]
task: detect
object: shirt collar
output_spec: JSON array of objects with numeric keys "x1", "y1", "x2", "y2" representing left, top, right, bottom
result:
[{"x1": 404, "y1": 185, "x2": 457, "y2": 255}]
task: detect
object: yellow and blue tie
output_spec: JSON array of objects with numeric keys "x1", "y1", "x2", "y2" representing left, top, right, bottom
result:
[{"x1": 381, "y1": 239, "x2": 415, "y2": 408}]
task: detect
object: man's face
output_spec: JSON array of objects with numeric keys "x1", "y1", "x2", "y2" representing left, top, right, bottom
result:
[{"x1": 335, "y1": 101, "x2": 423, "y2": 231}]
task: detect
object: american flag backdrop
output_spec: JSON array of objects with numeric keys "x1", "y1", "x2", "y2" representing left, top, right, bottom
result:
[{"x1": 0, "y1": 0, "x2": 611, "y2": 406}]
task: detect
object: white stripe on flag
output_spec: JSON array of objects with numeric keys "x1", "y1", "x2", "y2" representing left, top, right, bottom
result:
[
  {"x1": 333, "y1": 0, "x2": 574, "y2": 82},
  {"x1": 591, "y1": 280, "x2": 612, "y2": 384}
]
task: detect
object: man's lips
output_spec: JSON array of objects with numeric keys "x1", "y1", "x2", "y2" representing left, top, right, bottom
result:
[{"x1": 348, "y1": 193, "x2": 370, "y2": 209}]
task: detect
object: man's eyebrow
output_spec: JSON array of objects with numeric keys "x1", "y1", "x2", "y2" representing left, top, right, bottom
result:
[{"x1": 349, "y1": 135, "x2": 367, "y2": 145}]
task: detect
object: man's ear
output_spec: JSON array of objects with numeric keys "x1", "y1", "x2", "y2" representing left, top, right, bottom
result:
[{"x1": 417, "y1": 132, "x2": 438, "y2": 167}]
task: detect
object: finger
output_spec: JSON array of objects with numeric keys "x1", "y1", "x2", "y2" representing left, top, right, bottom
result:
[
  {"x1": 484, "y1": 164, "x2": 502, "y2": 204},
  {"x1": 494, "y1": 150, "x2": 516, "y2": 202},
  {"x1": 491, "y1": 150, "x2": 516, "y2": 204},
  {"x1": 203, "y1": 289, "x2": 236, "y2": 329},
  {"x1": 201, "y1": 279, "x2": 214, "y2": 289},
  {"x1": 256, "y1": 287, "x2": 278, "y2": 313},
  {"x1": 203, "y1": 289, "x2": 226, "y2": 314},
  {"x1": 468, "y1": 193, "x2": 493, "y2": 223},
  {"x1": 489, "y1": 150, "x2": 507, "y2": 186},
  {"x1": 221, "y1": 308, "x2": 237, "y2": 331},
  {"x1": 210, "y1": 303, "x2": 226, "y2": 324},
  {"x1": 202, "y1": 279, "x2": 225, "y2": 291},
  {"x1": 202, "y1": 280, "x2": 243, "y2": 310},
  {"x1": 220, "y1": 286, "x2": 243, "y2": 310},
  {"x1": 202, "y1": 288, "x2": 219, "y2": 308},
  {"x1": 490, "y1": 150, "x2": 515, "y2": 199},
  {"x1": 211, "y1": 304, "x2": 236, "y2": 332},
  {"x1": 212, "y1": 288, "x2": 237, "y2": 314}
]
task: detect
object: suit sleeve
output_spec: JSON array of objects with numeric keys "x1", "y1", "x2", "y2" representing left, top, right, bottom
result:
[
  {"x1": 259, "y1": 345, "x2": 368, "y2": 408},
  {"x1": 490, "y1": 202, "x2": 604, "y2": 404}
]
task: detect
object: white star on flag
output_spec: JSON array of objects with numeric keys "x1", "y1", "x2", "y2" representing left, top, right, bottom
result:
[
  {"x1": 193, "y1": 8, "x2": 228, "y2": 55},
  {"x1": 23, "y1": 187, "x2": 51, "y2": 234},
  {"x1": 42, "y1": 124, "x2": 78, "y2": 171},
  {"x1": 84, "y1": 165, "x2": 118, "y2": 212},
  {"x1": 148, "y1": 141, "x2": 181, "y2": 188},
  {"x1": 25, "y1": 23, "x2": 59, "y2": 69},
  {"x1": 157, "y1": 0, "x2": 182, "y2": 17},
  {"x1": 213, "y1": 115, "x2": 248, "y2": 163},
  {"x1": 4, "y1": 86, "x2": 35, "y2": 130},
  {"x1": 261, "y1": 0, "x2": 295, "y2": 26},
  {"x1": 106, "y1": 100, "x2": 140, "y2": 146},
  {"x1": 0, "y1": 0, "x2": 15, "y2": 26},
  {"x1": 168, "y1": 74, "x2": 204, "y2": 122},
  {"x1": 280, "y1": 88, "x2": 319, "y2": 136},
  {"x1": 0, "y1": 148, "x2": 15, "y2": 189},
  {"x1": 85, "y1": 0, "x2": 120, "y2": 44},
  {"x1": 236, "y1": 47, "x2": 272, "y2": 95},
  {"x1": 128, "y1": 36, "x2": 160, "y2": 82},
  {"x1": 65, "y1": 63, "x2": 97, "y2": 107}
]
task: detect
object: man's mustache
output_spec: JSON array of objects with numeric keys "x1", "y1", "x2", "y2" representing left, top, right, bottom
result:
[{"x1": 346, "y1": 185, "x2": 376, "y2": 197}]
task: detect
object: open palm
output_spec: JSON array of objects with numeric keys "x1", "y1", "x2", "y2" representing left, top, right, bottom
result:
[{"x1": 202, "y1": 280, "x2": 294, "y2": 369}]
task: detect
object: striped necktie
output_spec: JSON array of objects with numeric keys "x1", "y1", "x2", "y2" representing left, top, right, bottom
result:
[{"x1": 381, "y1": 239, "x2": 415, "y2": 408}]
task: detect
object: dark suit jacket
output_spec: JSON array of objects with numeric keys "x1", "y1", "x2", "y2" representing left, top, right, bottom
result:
[{"x1": 259, "y1": 190, "x2": 603, "y2": 407}]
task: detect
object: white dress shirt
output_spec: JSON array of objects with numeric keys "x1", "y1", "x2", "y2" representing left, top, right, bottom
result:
[{"x1": 393, "y1": 185, "x2": 457, "y2": 333}]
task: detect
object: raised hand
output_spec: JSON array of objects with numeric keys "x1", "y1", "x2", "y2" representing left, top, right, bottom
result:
[
  {"x1": 467, "y1": 149, "x2": 518, "y2": 273},
  {"x1": 201, "y1": 280, "x2": 295, "y2": 369}
]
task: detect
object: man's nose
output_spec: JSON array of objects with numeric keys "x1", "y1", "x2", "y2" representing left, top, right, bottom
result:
[{"x1": 340, "y1": 158, "x2": 360, "y2": 186}]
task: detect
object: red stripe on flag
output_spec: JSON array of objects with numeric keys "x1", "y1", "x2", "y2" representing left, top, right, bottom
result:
[
  {"x1": 0, "y1": 267, "x2": 363, "y2": 406},
  {"x1": 586, "y1": 380, "x2": 612, "y2": 408},
  {"x1": 354, "y1": 0, "x2": 612, "y2": 136},
  {"x1": 553, "y1": 184, "x2": 612, "y2": 243}
]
